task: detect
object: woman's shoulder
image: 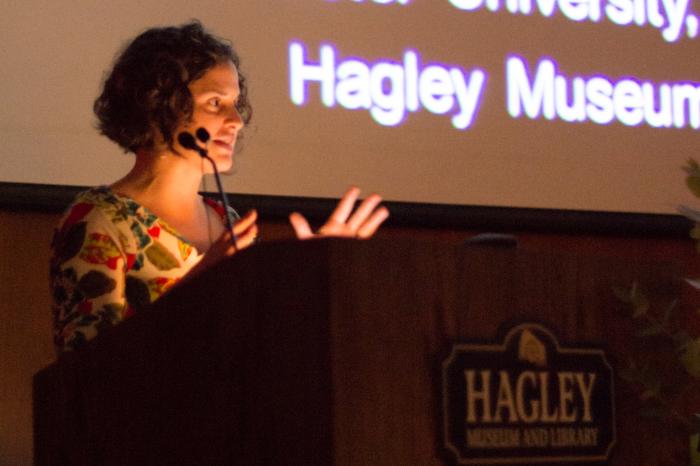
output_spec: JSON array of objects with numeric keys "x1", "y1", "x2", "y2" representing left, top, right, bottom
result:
[
  {"x1": 52, "y1": 186, "x2": 147, "y2": 255},
  {"x1": 56, "y1": 187, "x2": 115, "y2": 229},
  {"x1": 58, "y1": 186, "x2": 151, "y2": 228},
  {"x1": 71, "y1": 185, "x2": 134, "y2": 212}
]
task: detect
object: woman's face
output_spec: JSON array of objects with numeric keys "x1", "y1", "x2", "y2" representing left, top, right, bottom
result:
[{"x1": 173, "y1": 60, "x2": 244, "y2": 172}]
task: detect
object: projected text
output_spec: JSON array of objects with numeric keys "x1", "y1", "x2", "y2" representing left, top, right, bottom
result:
[
  {"x1": 289, "y1": 42, "x2": 487, "y2": 129},
  {"x1": 450, "y1": 0, "x2": 698, "y2": 42},
  {"x1": 288, "y1": 0, "x2": 700, "y2": 132},
  {"x1": 507, "y1": 56, "x2": 700, "y2": 128}
]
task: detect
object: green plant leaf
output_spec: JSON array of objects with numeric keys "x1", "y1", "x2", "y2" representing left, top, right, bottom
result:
[
  {"x1": 683, "y1": 158, "x2": 700, "y2": 175},
  {"x1": 632, "y1": 295, "x2": 650, "y2": 318},
  {"x1": 630, "y1": 362, "x2": 660, "y2": 389},
  {"x1": 616, "y1": 282, "x2": 650, "y2": 317},
  {"x1": 691, "y1": 225, "x2": 700, "y2": 240},
  {"x1": 662, "y1": 299, "x2": 678, "y2": 325},
  {"x1": 674, "y1": 331, "x2": 693, "y2": 351},
  {"x1": 679, "y1": 205, "x2": 700, "y2": 222},
  {"x1": 690, "y1": 414, "x2": 700, "y2": 434},
  {"x1": 639, "y1": 405, "x2": 667, "y2": 419},
  {"x1": 613, "y1": 285, "x2": 633, "y2": 303},
  {"x1": 621, "y1": 282, "x2": 650, "y2": 317},
  {"x1": 684, "y1": 159, "x2": 700, "y2": 198},
  {"x1": 687, "y1": 177, "x2": 700, "y2": 199},
  {"x1": 618, "y1": 365, "x2": 642, "y2": 383},
  {"x1": 680, "y1": 338, "x2": 700, "y2": 378},
  {"x1": 637, "y1": 324, "x2": 664, "y2": 337},
  {"x1": 639, "y1": 390, "x2": 657, "y2": 401}
]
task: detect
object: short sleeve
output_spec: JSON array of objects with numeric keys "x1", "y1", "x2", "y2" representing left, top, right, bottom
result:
[{"x1": 50, "y1": 201, "x2": 129, "y2": 352}]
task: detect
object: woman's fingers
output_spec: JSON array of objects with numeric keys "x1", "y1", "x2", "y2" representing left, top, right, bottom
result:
[
  {"x1": 291, "y1": 188, "x2": 389, "y2": 239},
  {"x1": 233, "y1": 209, "x2": 257, "y2": 236},
  {"x1": 230, "y1": 210, "x2": 258, "y2": 251},
  {"x1": 346, "y1": 193, "x2": 383, "y2": 232},
  {"x1": 215, "y1": 210, "x2": 257, "y2": 254},
  {"x1": 234, "y1": 223, "x2": 258, "y2": 251},
  {"x1": 289, "y1": 212, "x2": 314, "y2": 239},
  {"x1": 356, "y1": 206, "x2": 390, "y2": 238},
  {"x1": 187, "y1": 210, "x2": 259, "y2": 280},
  {"x1": 327, "y1": 186, "x2": 360, "y2": 226}
]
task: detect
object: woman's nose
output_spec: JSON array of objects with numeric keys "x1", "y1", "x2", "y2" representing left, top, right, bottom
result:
[{"x1": 227, "y1": 107, "x2": 244, "y2": 130}]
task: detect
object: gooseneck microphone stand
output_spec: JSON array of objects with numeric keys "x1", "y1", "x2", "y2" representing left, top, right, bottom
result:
[{"x1": 177, "y1": 129, "x2": 238, "y2": 244}]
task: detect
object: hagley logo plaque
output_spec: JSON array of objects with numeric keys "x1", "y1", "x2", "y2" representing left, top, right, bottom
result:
[{"x1": 442, "y1": 323, "x2": 615, "y2": 464}]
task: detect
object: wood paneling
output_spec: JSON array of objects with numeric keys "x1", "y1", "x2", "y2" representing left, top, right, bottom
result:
[{"x1": 2, "y1": 209, "x2": 698, "y2": 465}]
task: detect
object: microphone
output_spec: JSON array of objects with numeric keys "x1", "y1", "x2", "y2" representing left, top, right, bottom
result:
[
  {"x1": 177, "y1": 129, "x2": 237, "y2": 242},
  {"x1": 195, "y1": 127, "x2": 210, "y2": 144},
  {"x1": 177, "y1": 132, "x2": 207, "y2": 157}
]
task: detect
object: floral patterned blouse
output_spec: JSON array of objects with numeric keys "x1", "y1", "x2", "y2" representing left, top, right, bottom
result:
[{"x1": 50, "y1": 186, "x2": 233, "y2": 353}]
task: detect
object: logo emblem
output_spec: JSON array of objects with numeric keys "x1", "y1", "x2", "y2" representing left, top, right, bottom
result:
[{"x1": 442, "y1": 323, "x2": 615, "y2": 464}]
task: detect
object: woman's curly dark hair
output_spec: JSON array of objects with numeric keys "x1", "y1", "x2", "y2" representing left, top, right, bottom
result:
[{"x1": 94, "y1": 21, "x2": 252, "y2": 153}]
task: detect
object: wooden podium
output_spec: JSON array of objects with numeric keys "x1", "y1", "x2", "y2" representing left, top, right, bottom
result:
[{"x1": 33, "y1": 239, "x2": 682, "y2": 465}]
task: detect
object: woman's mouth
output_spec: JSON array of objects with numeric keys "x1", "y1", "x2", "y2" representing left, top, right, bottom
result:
[{"x1": 212, "y1": 139, "x2": 234, "y2": 153}]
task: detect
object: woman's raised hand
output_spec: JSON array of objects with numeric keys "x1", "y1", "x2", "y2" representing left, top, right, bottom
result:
[
  {"x1": 188, "y1": 209, "x2": 258, "y2": 278},
  {"x1": 216, "y1": 209, "x2": 258, "y2": 255},
  {"x1": 289, "y1": 187, "x2": 389, "y2": 240},
  {"x1": 211, "y1": 208, "x2": 258, "y2": 257}
]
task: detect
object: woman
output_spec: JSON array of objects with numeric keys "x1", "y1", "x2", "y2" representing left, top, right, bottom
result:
[{"x1": 50, "y1": 21, "x2": 388, "y2": 353}]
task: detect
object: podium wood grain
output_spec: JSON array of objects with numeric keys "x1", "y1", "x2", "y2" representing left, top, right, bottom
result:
[{"x1": 34, "y1": 239, "x2": 683, "y2": 465}]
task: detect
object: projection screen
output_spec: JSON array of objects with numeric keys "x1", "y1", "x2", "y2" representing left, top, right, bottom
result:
[{"x1": 2, "y1": 0, "x2": 699, "y2": 217}]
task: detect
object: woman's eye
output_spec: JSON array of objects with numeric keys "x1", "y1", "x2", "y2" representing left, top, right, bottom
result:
[{"x1": 208, "y1": 98, "x2": 221, "y2": 108}]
